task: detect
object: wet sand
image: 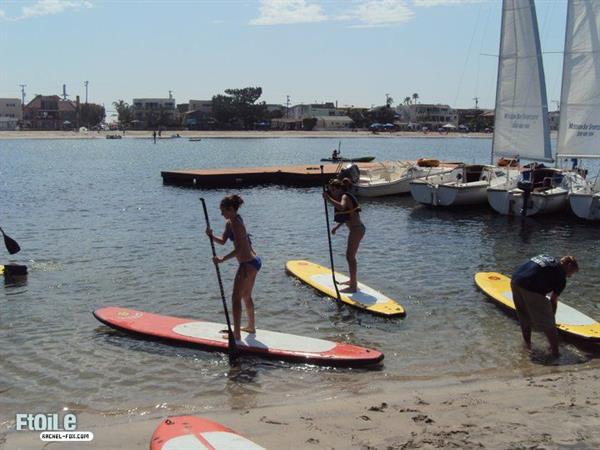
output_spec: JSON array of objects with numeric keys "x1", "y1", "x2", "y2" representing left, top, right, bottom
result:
[{"x1": 4, "y1": 364, "x2": 600, "y2": 449}]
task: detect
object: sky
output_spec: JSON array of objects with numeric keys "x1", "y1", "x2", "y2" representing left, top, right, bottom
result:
[{"x1": 0, "y1": 0, "x2": 569, "y2": 117}]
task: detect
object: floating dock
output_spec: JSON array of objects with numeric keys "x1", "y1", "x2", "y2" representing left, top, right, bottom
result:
[{"x1": 161, "y1": 163, "x2": 378, "y2": 188}]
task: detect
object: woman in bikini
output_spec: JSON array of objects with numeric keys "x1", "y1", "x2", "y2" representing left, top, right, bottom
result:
[
  {"x1": 323, "y1": 178, "x2": 365, "y2": 293},
  {"x1": 205, "y1": 194, "x2": 261, "y2": 340}
]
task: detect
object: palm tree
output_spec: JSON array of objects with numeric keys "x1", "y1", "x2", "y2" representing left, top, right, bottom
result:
[
  {"x1": 412, "y1": 93, "x2": 419, "y2": 104},
  {"x1": 404, "y1": 96, "x2": 411, "y2": 105},
  {"x1": 112, "y1": 100, "x2": 132, "y2": 125}
]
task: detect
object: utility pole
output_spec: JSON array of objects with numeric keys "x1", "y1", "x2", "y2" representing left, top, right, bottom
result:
[
  {"x1": 62, "y1": 84, "x2": 69, "y2": 101},
  {"x1": 473, "y1": 97, "x2": 479, "y2": 110},
  {"x1": 19, "y1": 84, "x2": 26, "y2": 125},
  {"x1": 84, "y1": 80, "x2": 89, "y2": 103},
  {"x1": 286, "y1": 95, "x2": 290, "y2": 118}
]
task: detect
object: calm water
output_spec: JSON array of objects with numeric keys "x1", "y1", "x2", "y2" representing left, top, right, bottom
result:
[{"x1": 1, "y1": 137, "x2": 599, "y2": 425}]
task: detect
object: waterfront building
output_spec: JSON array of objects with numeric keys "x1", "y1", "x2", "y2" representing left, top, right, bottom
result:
[
  {"x1": 23, "y1": 95, "x2": 77, "y2": 130},
  {"x1": 288, "y1": 102, "x2": 340, "y2": 120},
  {"x1": 0, "y1": 98, "x2": 21, "y2": 130},
  {"x1": 183, "y1": 99, "x2": 213, "y2": 130},
  {"x1": 132, "y1": 94, "x2": 178, "y2": 128},
  {"x1": 396, "y1": 103, "x2": 458, "y2": 130},
  {"x1": 313, "y1": 115, "x2": 354, "y2": 130}
]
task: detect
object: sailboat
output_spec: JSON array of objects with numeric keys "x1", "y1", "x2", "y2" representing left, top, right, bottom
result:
[
  {"x1": 409, "y1": 163, "x2": 515, "y2": 206},
  {"x1": 558, "y1": 0, "x2": 600, "y2": 220},
  {"x1": 409, "y1": 2, "x2": 531, "y2": 208},
  {"x1": 488, "y1": 0, "x2": 587, "y2": 216}
]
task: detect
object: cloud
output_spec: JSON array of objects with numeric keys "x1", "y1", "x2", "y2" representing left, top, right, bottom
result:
[
  {"x1": 339, "y1": 0, "x2": 414, "y2": 27},
  {"x1": 413, "y1": 0, "x2": 481, "y2": 6},
  {"x1": 19, "y1": 0, "x2": 92, "y2": 20},
  {"x1": 250, "y1": 0, "x2": 327, "y2": 25}
]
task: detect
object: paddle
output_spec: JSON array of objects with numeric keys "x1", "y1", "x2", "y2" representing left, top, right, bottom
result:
[
  {"x1": 321, "y1": 166, "x2": 343, "y2": 304},
  {"x1": 0, "y1": 227, "x2": 21, "y2": 255},
  {"x1": 200, "y1": 198, "x2": 239, "y2": 362}
]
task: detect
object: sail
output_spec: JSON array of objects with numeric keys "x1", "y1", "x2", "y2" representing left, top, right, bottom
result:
[
  {"x1": 557, "y1": 0, "x2": 600, "y2": 158},
  {"x1": 492, "y1": 0, "x2": 552, "y2": 162}
]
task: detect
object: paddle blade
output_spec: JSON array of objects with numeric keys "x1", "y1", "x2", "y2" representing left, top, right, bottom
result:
[{"x1": 2, "y1": 231, "x2": 20, "y2": 255}]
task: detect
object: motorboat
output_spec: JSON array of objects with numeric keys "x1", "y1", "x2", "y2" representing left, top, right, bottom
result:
[{"x1": 354, "y1": 160, "x2": 459, "y2": 197}]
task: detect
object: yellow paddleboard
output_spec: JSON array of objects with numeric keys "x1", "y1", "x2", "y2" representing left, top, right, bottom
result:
[
  {"x1": 475, "y1": 272, "x2": 600, "y2": 342},
  {"x1": 0, "y1": 265, "x2": 3, "y2": 276},
  {"x1": 286, "y1": 260, "x2": 405, "y2": 317}
]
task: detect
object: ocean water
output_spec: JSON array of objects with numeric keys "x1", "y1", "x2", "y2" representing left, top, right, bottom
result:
[{"x1": 1, "y1": 136, "x2": 599, "y2": 423}]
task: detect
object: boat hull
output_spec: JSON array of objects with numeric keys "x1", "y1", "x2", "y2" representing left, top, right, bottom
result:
[
  {"x1": 569, "y1": 191, "x2": 600, "y2": 220},
  {"x1": 487, "y1": 187, "x2": 568, "y2": 216}
]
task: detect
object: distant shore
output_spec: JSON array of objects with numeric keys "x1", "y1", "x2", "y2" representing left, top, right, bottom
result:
[{"x1": 0, "y1": 129, "x2": 494, "y2": 140}]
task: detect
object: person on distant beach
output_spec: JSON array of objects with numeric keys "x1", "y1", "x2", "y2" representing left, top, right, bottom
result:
[
  {"x1": 152, "y1": 130, "x2": 157, "y2": 143},
  {"x1": 323, "y1": 178, "x2": 365, "y2": 293},
  {"x1": 332, "y1": 149, "x2": 340, "y2": 160},
  {"x1": 511, "y1": 255, "x2": 579, "y2": 358},
  {"x1": 206, "y1": 194, "x2": 261, "y2": 340}
]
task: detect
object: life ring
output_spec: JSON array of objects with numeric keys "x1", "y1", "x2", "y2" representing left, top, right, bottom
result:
[{"x1": 417, "y1": 158, "x2": 440, "y2": 167}]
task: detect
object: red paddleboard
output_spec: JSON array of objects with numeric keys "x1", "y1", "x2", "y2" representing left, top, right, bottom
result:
[
  {"x1": 93, "y1": 307, "x2": 383, "y2": 367},
  {"x1": 150, "y1": 416, "x2": 264, "y2": 450}
]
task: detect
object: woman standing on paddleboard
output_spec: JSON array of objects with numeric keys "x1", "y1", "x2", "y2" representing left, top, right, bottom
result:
[
  {"x1": 206, "y1": 194, "x2": 261, "y2": 340},
  {"x1": 323, "y1": 178, "x2": 365, "y2": 293}
]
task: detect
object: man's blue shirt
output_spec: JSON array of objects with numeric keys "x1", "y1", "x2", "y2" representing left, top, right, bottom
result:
[{"x1": 512, "y1": 255, "x2": 566, "y2": 296}]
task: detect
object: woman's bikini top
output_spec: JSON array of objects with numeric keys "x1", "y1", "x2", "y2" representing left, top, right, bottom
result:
[
  {"x1": 334, "y1": 192, "x2": 361, "y2": 223},
  {"x1": 226, "y1": 215, "x2": 253, "y2": 246}
]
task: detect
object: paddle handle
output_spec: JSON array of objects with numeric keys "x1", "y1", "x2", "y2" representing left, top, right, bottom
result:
[
  {"x1": 200, "y1": 198, "x2": 237, "y2": 359},
  {"x1": 321, "y1": 167, "x2": 342, "y2": 302}
]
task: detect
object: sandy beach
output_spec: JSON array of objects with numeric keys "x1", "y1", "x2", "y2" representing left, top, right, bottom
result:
[
  {"x1": 4, "y1": 362, "x2": 599, "y2": 449},
  {"x1": 0, "y1": 129, "x2": 494, "y2": 140}
]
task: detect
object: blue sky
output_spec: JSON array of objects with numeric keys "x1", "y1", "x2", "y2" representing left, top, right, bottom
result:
[{"x1": 0, "y1": 0, "x2": 568, "y2": 116}]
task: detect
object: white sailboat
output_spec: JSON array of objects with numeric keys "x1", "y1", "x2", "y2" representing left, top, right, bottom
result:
[
  {"x1": 558, "y1": 0, "x2": 600, "y2": 220},
  {"x1": 409, "y1": 163, "x2": 516, "y2": 206},
  {"x1": 409, "y1": 2, "x2": 530, "y2": 208},
  {"x1": 487, "y1": 0, "x2": 570, "y2": 216},
  {"x1": 354, "y1": 160, "x2": 459, "y2": 197},
  {"x1": 488, "y1": 0, "x2": 589, "y2": 216}
]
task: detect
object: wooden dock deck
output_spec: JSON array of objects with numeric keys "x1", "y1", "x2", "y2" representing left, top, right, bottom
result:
[{"x1": 161, "y1": 163, "x2": 378, "y2": 188}]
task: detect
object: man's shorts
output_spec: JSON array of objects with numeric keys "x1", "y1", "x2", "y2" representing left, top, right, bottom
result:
[{"x1": 511, "y1": 283, "x2": 556, "y2": 332}]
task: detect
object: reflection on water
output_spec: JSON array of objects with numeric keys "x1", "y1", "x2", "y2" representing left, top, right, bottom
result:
[{"x1": 0, "y1": 137, "x2": 599, "y2": 419}]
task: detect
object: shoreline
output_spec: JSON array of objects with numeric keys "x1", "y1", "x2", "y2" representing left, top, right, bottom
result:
[
  {"x1": 0, "y1": 130, "x2": 494, "y2": 140},
  {"x1": 3, "y1": 362, "x2": 599, "y2": 449}
]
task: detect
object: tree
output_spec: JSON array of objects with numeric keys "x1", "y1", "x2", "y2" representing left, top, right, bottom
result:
[
  {"x1": 372, "y1": 106, "x2": 396, "y2": 124},
  {"x1": 212, "y1": 87, "x2": 268, "y2": 129},
  {"x1": 113, "y1": 100, "x2": 132, "y2": 126},
  {"x1": 302, "y1": 117, "x2": 317, "y2": 131},
  {"x1": 404, "y1": 96, "x2": 411, "y2": 105},
  {"x1": 211, "y1": 94, "x2": 236, "y2": 129},
  {"x1": 386, "y1": 96, "x2": 394, "y2": 108},
  {"x1": 80, "y1": 103, "x2": 105, "y2": 127},
  {"x1": 412, "y1": 93, "x2": 419, "y2": 104}
]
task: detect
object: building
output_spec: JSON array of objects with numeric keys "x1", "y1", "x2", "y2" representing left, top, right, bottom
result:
[
  {"x1": 0, "y1": 98, "x2": 22, "y2": 130},
  {"x1": 183, "y1": 99, "x2": 213, "y2": 130},
  {"x1": 456, "y1": 108, "x2": 494, "y2": 132},
  {"x1": 132, "y1": 94, "x2": 178, "y2": 128},
  {"x1": 23, "y1": 95, "x2": 77, "y2": 130},
  {"x1": 0, "y1": 98, "x2": 22, "y2": 120},
  {"x1": 314, "y1": 116, "x2": 354, "y2": 130},
  {"x1": 396, "y1": 103, "x2": 458, "y2": 129},
  {"x1": 288, "y1": 102, "x2": 339, "y2": 120}
]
